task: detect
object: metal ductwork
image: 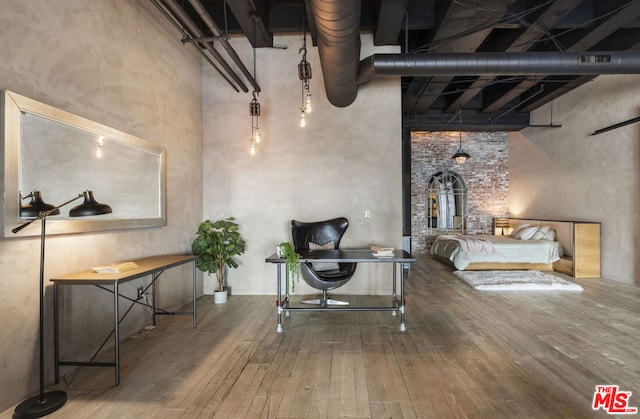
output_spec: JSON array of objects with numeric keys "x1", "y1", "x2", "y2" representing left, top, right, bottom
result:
[
  {"x1": 158, "y1": 0, "x2": 249, "y2": 92},
  {"x1": 306, "y1": 2, "x2": 640, "y2": 107},
  {"x1": 309, "y1": 0, "x2": 362, "y2": 108},
  {"x1": 358, "y1": 52, "x2": 640, "y2": 84},
  {"x1": 187, "y1": 0, "x2": 260, "y2": 92}
]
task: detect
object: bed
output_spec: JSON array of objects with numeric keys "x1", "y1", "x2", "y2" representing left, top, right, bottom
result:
[{"x1": 430, "y1": 219, "x2": 570, "y2": 271}]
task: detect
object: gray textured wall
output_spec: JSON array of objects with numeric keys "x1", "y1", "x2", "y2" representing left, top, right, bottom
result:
[
  {"x1": 201, "y1": 34, "x2": 403, "y2": 296},
  {"x1": 510, "y1": 74, "x2": 640, "y2": 285},
  {"x1": 0, "y1": 1, "x2": 203, "y2": 410}
]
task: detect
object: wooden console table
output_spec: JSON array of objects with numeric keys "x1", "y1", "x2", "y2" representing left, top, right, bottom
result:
[{"x1": 51, "y1": 254, "x2": 196, "y2": 385}]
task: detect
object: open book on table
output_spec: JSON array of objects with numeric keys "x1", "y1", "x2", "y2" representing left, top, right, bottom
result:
[
  {"x1": 370, "y1": 245, "x2": 395, "y2": 257},
  {"x1": 92, "y1": 261, "x2": 139, "y2": 273}
]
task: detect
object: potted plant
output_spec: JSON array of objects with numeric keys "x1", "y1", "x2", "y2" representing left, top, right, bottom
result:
[
  {"x1": 278, "y1": 242, "x2": 301, "y2": 292},
  {"x1": 192, "y1": 217, "x2": 246, "y2": 304}
]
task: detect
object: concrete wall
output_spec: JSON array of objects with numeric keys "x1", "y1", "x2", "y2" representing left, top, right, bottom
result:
[
  {"x1": 0, "y1": 0, "x2": 203, "y2": 410},
  {"x1": 510, "y1": 75, "x2": 640, "y2": 285},
  {"x1": 202, "y1": 34, "x2": 402, "y2": 296},
  {"x1": 411, "y1": 131, "x2": 509, "y2": 253}
]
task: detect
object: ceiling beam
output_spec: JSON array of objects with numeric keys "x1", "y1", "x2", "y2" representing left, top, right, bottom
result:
[
  {"x1": 481, "y1": 0, "x2": 640, "y2": 114},
  {"x1": 374, "y1": 0, "x2": 409, "y2": 45},
  {"x1": 444, "y1": 0, "x2": 583, "y2": 113},
  {"x1": 403, "y1": 108, "x2": 530, "y2": 131},
  {"x1": 225, "y1": 0, "x2": 272, "y2": 47},
  {"x1": 519, "y1": 39, "x2": 640, "y2": 112},
  {"x1": 408, "y1": 0, "x2": 516, "y2": 112}
]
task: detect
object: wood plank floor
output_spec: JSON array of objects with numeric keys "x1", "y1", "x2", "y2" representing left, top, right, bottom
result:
[{"x1": 3, "y1": 255, "x2": 639, "y2": 418}]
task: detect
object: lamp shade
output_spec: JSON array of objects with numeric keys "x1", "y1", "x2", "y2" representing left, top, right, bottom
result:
[
  {"x1": 20, "y1": 191, "x2": 60, "y2": 218},
  {"x1": 69, "y1": 191, "x2": 112, "y2": 217},
  {"x1": 495, "y1": 218, "x2": 509, "y2": 228},
  {"x1": 452, "y1": 147, "x2": 471, "y2": 164}
]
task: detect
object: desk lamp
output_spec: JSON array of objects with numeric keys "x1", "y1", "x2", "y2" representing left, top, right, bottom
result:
[{"x1": 12, "y1": 190, "x2": 111, "y2": 419}]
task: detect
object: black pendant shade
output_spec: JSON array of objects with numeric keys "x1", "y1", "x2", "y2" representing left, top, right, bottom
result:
[
  {"x1": 452, "y1": 110, "x2": 471, "y2": 164},
  {"x1": 451, "y1": 146, "x2": 471, "y2": 164},
  {"x1": 20, "y1": 191, "x2": 60, "y2": 218},
  {"x1": 69, "y1": 191, "x2": 112, "y2": 217}
]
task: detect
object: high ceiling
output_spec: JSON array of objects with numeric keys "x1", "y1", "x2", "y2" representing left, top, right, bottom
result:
[{"x1": 153, "y1": 0, "x2": 640, "y2": 131}]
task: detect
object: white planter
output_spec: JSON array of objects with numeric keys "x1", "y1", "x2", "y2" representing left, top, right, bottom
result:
[
  {"x1": 204, "y1": 270, "x2": 226, "y2": 296},
  {"x1": 213, "y1": 289, "x2": 228, "y2": 304}
]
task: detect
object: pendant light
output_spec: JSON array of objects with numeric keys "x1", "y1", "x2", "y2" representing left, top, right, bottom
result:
[
  {"x1": 250, "y1": 91, "x2": 261, "y2": 155},
  {"x1": 452, "y1": 109, "x2": 470, "y2": 164},
  {"x1": 298, "y1": 9, "x2": 312, "y2": 128},
  {"x1": 249, "y1": 15, "x2": 261, "y2": 155}
]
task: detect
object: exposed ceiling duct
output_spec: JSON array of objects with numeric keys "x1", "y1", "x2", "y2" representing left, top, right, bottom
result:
[
  {"x1": 309, "y1": 0, "x2": 362, "y2": 108},
  {"x1": 301, "y1": 1, "x2": 640, "y2": 110},
  {"x1": 357, "y1": 51, "x2": 640, "y2": 84},
  {"x1": 151, "y1": 0, "x2": 640, "y2": 129}
]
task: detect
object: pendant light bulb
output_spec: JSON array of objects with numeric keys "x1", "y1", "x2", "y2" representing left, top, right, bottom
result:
[
  {"x1": 299, "y1": 111, "x2": 306, "y2": 128},
  {"x1": 305, "y1": 93, "x2": 312, "y2": 113},
  {"x1": 96, "y1": 135, "x2": 104, "y2": 158},
  {"x1": 250, "y1": 141, "x2": 256, "y2": 156},
  {"x1": 254, "y1": 127, "x2": 261, "y2": 143}
]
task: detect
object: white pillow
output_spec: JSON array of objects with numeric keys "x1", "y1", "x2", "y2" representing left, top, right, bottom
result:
[
  {"x1": 509, "y1": 223, "x2": 530, "y2": 238},
  {"x1": 309, "y1": 241, "x2": 339, "y2": 271},
  {"x1": 532, "y1": 225, "x2": 551, "y2": 240},
  {"x1": 542, "y1": 229, "x2": 556, "y2": 241},
  {"x1": 515, "y1": 226, "x2": 539, "y2": 240}
]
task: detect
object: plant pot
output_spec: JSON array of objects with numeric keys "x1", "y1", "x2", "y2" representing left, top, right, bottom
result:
[{"x1": 213, "y1": 289, "x2": 228, "y2": 304}]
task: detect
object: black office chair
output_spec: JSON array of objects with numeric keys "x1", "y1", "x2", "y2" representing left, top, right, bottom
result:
[{"x1": 291, "y1": 217, "x2": 357, "y2": 306}]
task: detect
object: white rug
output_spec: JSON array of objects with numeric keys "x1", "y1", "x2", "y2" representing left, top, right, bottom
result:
[{"x1": 453, "y1": 270, "x2": 583, "y2": 291}]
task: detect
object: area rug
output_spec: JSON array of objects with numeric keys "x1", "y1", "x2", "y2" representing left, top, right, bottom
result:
[{"x1": 453, "y1": 270, "x2": 583, "y2": 291}]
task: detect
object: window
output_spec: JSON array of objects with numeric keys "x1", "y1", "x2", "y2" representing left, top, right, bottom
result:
[{"x1": 426, "y1": 170, "x2": 467, "y2": 235}]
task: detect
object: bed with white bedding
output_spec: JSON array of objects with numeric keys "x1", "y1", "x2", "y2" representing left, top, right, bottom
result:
[{"x1": 430, "y1": 233, "x2": 561, "y2": 271}]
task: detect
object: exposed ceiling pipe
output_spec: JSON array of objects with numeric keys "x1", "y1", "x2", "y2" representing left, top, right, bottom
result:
[
  {"x1": 160, "y1": 0, "x2": 249, "y2": 92},
  {"x1": 150, "y1": 0, "x2": 239, "y2": 92},
  {"x1": 187, "y1": 0, "x2": 261, "y2": 93},
  {"x1": 358, "y1": 52, "x2": 640, "y2": 83},
  {"x1": 309, "y1": 0, "x2": 362, "y2": 107}
]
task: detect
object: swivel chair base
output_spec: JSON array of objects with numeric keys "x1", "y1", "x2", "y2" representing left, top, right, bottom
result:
[{"x1": 301, "y1": 290, "x2": 349, "y2": 306}]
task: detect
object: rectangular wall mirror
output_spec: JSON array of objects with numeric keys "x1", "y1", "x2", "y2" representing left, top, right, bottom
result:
[{"x1": 2, "y1": 90, "x2": 166, "y2": 237}]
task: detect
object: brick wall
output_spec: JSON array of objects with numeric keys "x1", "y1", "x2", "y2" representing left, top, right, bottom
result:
[{"x1": 411, "y1": 131, "x2": 509, "y2": 253}]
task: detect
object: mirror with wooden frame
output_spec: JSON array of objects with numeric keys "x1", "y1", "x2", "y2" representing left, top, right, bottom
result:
[{"x1": 1, "y1": 90, "x2": 166, "y2": 237}]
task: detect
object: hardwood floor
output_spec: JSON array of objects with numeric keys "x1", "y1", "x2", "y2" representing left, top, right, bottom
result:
[{"x1": 3, "y1": 255, "x2": 639, "y2": 418}]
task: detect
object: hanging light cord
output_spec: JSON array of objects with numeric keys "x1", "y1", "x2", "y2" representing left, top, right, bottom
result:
[
  {"x1": 249, "y1": 16, "x2": 260, "y2": 155},
  {"x1": 459, "y1": 108, "x2": 463, "y2": 147},
  {"x1": 252, "y1": 17, "x2": 257, "y2": 89},
  {"x1": 301, "y1": 16, "x2": 311, "y2": 95},
  {"x1": 300, "y1": 13, "x2": 308, "y2": 67}
]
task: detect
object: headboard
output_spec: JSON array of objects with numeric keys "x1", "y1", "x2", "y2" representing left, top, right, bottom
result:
[{"x1": 507, "y1": 219, "x2": 574, "y2": 257}]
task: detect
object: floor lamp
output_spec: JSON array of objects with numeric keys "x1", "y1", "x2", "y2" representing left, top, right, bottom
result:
[{"x1": 12, "y1": 190, "x2": 111, "y2": 419}]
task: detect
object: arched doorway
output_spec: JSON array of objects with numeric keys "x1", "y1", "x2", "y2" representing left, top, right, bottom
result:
[{"x1": 426, "y1": 170, "x2": 467, "y2": 236}]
